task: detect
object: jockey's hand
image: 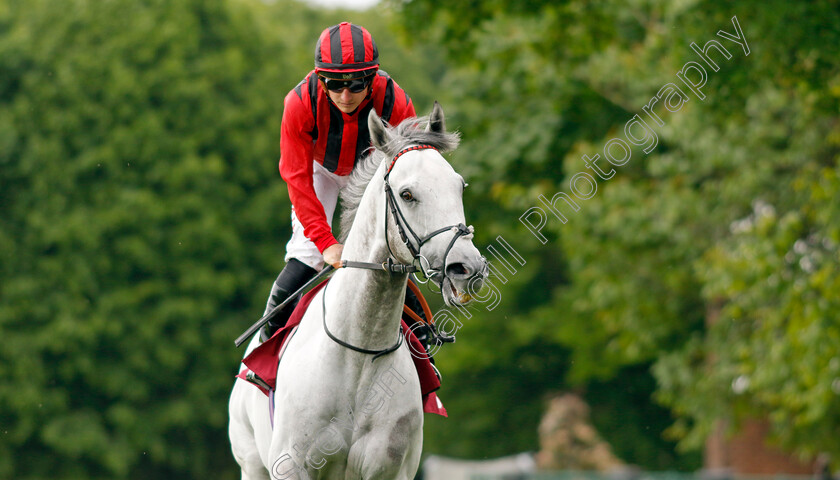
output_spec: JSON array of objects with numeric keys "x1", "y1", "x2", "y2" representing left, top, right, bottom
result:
[{"x1": 323, "y1": 243, "x2": 344, "y2": 269}]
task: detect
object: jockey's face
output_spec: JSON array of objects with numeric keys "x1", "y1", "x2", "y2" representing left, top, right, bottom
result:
[{"x1": 325, "y1": 84, "x2": 369, "y2": 114}]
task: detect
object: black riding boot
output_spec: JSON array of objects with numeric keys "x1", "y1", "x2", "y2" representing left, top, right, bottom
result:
[{"x1": 259, "y1": 258, "x2": 318, "y2": 342}]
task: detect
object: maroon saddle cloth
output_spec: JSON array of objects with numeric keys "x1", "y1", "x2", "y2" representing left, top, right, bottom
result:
[{"x1": 237, "y1": 279, "x2": 447, "y2": 416}]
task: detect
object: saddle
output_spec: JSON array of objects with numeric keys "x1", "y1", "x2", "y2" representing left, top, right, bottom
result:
[{"x1": 236, "y1": 278, "x2": 447, "y2": 416}]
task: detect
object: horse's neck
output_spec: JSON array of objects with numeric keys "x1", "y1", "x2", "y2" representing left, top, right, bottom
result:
[{"x1": 327, "y1": 179, "x2": 407, "y2": 349}]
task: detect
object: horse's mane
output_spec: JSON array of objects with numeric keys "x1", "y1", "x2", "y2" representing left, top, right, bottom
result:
[{"x1": 338, "y1": 114, "x2": 461, "y2": 242}]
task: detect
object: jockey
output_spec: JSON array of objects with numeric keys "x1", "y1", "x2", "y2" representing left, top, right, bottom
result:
[{"x1": 260, "y1": 22, "x2": 419, "y2": 341}]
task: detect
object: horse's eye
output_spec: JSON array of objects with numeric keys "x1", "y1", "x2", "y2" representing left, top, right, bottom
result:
[{"x1": 400, "y1": 190, "x2": 414, "y2": 202}]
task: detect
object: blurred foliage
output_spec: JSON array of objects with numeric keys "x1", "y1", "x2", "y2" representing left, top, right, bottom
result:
[
  {"x1": 392, "y1": 0, "x2": 840, "y2": 468},
  {"x1": 0, "y1": 0, "x2": 480, "y2": 477},
  {"x1": 0, "y1": 0, "x2": 298, "y2": 477},
  {"x1": 0, "y1": 0, "x2": 445, "y2": 477}
]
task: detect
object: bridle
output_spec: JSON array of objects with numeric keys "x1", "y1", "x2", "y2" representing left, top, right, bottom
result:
[
  {"x1": 323, "y1": 144, "x2": 476, "y2": 361},
  {"x1": 339, "y1": 144, "x2": 475, "y2": 280},
  {"x1": 383, "y1": 145, "x2": 475, "y2": 283}
]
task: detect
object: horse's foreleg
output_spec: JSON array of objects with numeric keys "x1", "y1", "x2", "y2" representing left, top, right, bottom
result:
[
  {"x1": 229, "y1": 380, "x2": 272, "y2": 480},
  {"x1": 345, "y1": 413, "x2": 423, "y2": 480},
  {"x1": 229, "y1": 415, "x2": 270, "y2": 480}
]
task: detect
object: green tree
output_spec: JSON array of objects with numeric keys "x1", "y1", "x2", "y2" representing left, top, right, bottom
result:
[
  {"x1": 0, "y1": 0, "x2": 331, "y2": 477},
  {"x1": 0, "y1": 0, "x2": 463, "y2": 477},
  {"x1": 393, "y1": 0, "x2": 840, "y2": 467}
]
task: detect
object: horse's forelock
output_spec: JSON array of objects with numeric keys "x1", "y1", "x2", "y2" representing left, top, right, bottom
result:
[
  {"x1": 383, "y1": 115, "x2": 461, "y2": 156},
  {"x1": 338, "y1": 114, "x2": 461, "y2": 242}
]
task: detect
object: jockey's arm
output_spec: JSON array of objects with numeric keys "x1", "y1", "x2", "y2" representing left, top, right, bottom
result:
[{"x1": 279, "y1": 89, "x2": 339, "y2": 255}]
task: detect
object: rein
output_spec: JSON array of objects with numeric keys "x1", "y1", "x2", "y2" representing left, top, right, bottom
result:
[
  {"x1": 341, "y1": 259, "x2": 418, "y2": 274},
  {"x1": 321, "y1": 278, "x2": 404, "y2": 362},
  {"x1": 322, "y1": 144, "x2": 472, "y2": 359}
]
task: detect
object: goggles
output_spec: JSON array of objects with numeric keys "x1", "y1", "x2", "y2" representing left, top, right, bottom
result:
[{"x1": 320, "y1": 75, "x2": 372, "y2": 93}]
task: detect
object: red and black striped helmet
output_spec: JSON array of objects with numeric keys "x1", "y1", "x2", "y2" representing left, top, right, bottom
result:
[{"x1": 314, "y1": 22, "x2": 379, "y2": 80}]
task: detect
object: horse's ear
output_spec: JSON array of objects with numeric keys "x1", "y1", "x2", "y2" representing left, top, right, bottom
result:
[
  {"x1": 426, "y1": 101, "x2": 445, "y2": 134},
  {"x1": 368, "y1": 110, "x2": 390, "y2": 149}
]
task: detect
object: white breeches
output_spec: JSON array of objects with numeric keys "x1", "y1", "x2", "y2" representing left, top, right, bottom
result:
[{"x1": 285, "y1": 161, "x2": 350, "y2": 271}]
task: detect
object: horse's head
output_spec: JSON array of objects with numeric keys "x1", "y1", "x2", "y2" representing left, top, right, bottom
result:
[{"x1": 367, "y1": 102, "x2": 489, "y2": 307}]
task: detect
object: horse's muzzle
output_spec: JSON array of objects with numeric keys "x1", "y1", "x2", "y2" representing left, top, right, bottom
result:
[{"x1": 442, "y1": 255, "x2": 489, "y2": 307}]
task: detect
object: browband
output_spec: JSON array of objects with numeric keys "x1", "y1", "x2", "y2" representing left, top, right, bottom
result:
[{"x1": 386, "y1": 145, "x2": 437, "y2": 175}]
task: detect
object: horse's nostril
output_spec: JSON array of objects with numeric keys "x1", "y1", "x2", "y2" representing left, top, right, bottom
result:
[{"x1": 446, "y1": 263, "x2": 469, "y2": 278}]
